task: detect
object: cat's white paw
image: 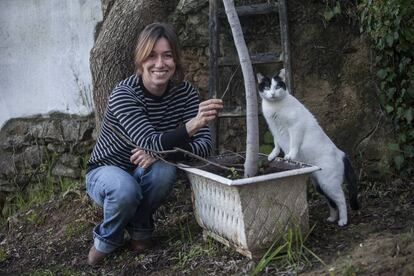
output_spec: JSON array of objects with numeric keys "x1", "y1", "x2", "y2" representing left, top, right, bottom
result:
[
  {"x1": 268, "y1": 148, "x2": 280, "y2": 161},
  {"x1": 337, "y1": 219, "x2": 347, "y2": 227},
  {"x1": 284, "y1": 153, "x2": 295, "y2": 160},
  {"x1": 326, "y1": 216, "x2": 337, "y2": 223}
]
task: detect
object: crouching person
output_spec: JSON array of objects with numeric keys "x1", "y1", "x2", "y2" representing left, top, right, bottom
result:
[{"x1": 85, "y1": 22, "x2": 223, "y2": 266}]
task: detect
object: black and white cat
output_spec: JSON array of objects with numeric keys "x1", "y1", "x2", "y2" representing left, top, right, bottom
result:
[{"x1": 257, "y1": 69, "x2": 359, "y2": 226}]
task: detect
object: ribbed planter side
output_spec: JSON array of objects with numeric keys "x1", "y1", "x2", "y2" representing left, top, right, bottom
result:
[
  {"x1": 188, "y1": 174, "x2": 247, "y2": 248},
  {"x1": 238, "y1": 174, "x2": 309, "y2": 257}
]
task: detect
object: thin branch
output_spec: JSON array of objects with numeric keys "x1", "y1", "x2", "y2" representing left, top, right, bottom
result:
[{"x1": 221, "y1": 65, "x2": 240, "y2": 100}]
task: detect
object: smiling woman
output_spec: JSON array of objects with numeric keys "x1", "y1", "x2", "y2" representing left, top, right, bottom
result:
[
  {"x1": 134, "y1": 24, "x2": 180, "y2": 96},
  {"x1": 85, "y1": 22, "x2": 223, "y2": 266}
]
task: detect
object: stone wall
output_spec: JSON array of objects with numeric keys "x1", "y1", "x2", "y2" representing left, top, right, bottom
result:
[{"x1": 0, "y1": 114, "x2": 95, "y2": 209}]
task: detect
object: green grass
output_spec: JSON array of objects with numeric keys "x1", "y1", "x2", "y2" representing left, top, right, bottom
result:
[
  {"x1": 1, "y1": 156, "x2": 84, "y2": 225},
  {"x1": 167, "y1": 214, "x2": 224, "y2": 270},
  {"x1": 64, "y1": 220, "x2": 88, "y2": 239},
  {"x1": 251, "y1": 223, "x2": 325, "y2": 275},
  {"x1": 342, "y1": 262, "x2": 361, "y2": 276},
  {"x1": 30, "y1": 266, "x2": 87, "y2": 276},
  {"x1": 0, "y1": 246, "x2": 7, "y2": 262},
  {"x1": 171, "y1": 237, "x2": 222, "y2": 270}
]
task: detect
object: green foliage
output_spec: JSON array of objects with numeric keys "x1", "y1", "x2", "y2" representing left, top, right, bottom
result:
[
  {"x1": 260, "y1": 130, "x2": 274, "y2": 155},
  {"x1": 343, "y1": 262, "x2": 362, "y2": 276},
  {"x1": 322, "y1": 1, "x2": 342, "y2": 25},
  {"x1": 359, "y1": 0, "x2": 414, "y2": 177},
  {"x1": 0, "y1": 247, "x2": 7, "y2": 262},
  {"x1": 226, "y1": 166, "x2": 241, "y2": 179},
  {"x1": 251, "y1": 224, "x2": 325, "y2": 275}
]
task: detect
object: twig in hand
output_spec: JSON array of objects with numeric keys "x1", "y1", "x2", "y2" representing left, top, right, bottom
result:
[{"x1": 221, "y1": 65, "x2": 240, "y2": 100}]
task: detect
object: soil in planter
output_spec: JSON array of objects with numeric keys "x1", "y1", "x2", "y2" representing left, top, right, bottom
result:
[{"x1": 180, "y1": 153, "x2": 313, "y2": 179}]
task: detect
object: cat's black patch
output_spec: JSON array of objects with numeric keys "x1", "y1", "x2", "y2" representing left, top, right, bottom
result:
[
  {"x1": 343, "y1": 156, "x2": 360, "y2": 210},
  {"x1": 272, "y1": 75, "x2": 286, "y2": 90},
  {"x1": 312, "y1": 176, "x2": 337, "y2": 209},
  {"x1": 258, "y1": 75, "x2": 271, "y2": 92}
]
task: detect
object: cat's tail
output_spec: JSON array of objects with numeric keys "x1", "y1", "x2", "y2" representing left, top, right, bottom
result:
[{"x1": 343, "y1": 156, "x2": 359, "y2": 210}]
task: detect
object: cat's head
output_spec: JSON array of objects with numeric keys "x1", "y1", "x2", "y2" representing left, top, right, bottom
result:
[{"x1": 256, "y1": 69, "x2": 288, "y2": 101}]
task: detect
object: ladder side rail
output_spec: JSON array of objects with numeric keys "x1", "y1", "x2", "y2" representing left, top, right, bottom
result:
[
  {"x1": 278, "y1": 0, "x2": 294, "y2": 95},
  {"x1": 208, "y1": 0, "x2": 220, "y2": 153}
]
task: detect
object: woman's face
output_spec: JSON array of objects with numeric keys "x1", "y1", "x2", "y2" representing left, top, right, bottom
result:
[{"x1": 141, "y1": 37, "x2": 176, "y2": 96}]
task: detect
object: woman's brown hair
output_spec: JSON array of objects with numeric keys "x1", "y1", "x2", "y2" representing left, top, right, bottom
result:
[{"x1": 134, "y1": 22, "x2": 184, "y2": 84}]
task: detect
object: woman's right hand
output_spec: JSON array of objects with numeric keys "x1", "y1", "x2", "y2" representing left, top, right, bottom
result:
[
  {"x1": 185, "y1": 99, "x2": 223, "y2": 136},
  {"x1": 130, "y1": 148, "x2": 157, "y2": 169}
]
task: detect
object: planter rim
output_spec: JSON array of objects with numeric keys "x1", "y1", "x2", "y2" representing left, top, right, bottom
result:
[{"x1": 178, "y1": 161, "x2": 320, "y2": 186}]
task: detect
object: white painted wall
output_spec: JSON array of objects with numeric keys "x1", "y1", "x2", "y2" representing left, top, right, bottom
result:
[{"x1": 0, "y1": 0, "x2": 102, "y2": 128}]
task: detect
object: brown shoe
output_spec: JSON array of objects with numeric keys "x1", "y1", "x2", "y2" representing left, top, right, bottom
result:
[
  {"x1": 87, "y1": 246, "x2": 108, "y2": 266},
  {"x1": 130, "y1": 239, "x2": 154, "y2": 253}
]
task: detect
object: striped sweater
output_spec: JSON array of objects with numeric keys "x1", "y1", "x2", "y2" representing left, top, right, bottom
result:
[{"x1": 87, "y1": 74, "x2": 212, "y2": 172}]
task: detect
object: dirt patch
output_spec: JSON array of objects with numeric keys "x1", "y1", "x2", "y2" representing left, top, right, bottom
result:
[{"x1": 0, "y1": 174, "x2": 413, "y2": 275}]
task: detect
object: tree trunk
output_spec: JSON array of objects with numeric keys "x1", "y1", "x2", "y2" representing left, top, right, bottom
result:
[
  {"x1": 90, "y1": 0, "x2": 176, "y2": 129},
  {"x1": 222, "y1": 0, "x2": 259, "y2": 177}
]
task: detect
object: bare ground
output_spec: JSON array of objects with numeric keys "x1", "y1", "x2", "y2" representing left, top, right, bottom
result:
[{"x1": 0, "y1": 174, "x2": 413, "y2": 275}]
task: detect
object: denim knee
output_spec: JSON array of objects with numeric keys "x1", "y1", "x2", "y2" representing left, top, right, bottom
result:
[
  {"x1": 110, "y1": 182, "x2": 142, "y2": 210},
  {"x1": 148, "y1": 161, "x2": 177, "y2": 194},
  {"x1": 87, "y1": 166, "x2": 143, "y2": 213}
]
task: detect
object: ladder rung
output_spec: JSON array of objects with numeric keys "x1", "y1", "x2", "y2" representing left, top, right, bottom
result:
[
  {"x1": 219, "y1": 52, "x2": 281, "y2": 66},
  {"x1": 218, "y1": 3, "x2": 278, "y2": 17}
]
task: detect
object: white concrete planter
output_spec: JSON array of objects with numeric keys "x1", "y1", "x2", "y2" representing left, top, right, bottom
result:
[{"x1": 180, "y1": 157, "x2": 319, "y2": 259}]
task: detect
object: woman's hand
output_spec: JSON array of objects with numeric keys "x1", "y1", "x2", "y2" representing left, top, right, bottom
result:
[
  {"x1": 130, "y1": 148, "x2": 157, "y2": 168},
  {"x1": 186, "y1": 99, "x2": 223, "y2": 136}
]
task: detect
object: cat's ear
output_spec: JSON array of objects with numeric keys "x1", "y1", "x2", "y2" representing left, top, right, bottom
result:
[
  {"x1": 257, "y1": 73, "x2": 265, "y2": 83},
  {"x1": 279, "y1": 68, "x2": 286, "y2": 82}
]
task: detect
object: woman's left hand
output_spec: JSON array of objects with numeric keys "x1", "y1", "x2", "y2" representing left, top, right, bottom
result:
[{"x1": 130, "y1": 148, "x2": 157, "y2": 168}]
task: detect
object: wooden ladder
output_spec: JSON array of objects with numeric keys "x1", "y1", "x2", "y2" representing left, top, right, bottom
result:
[{"x1": 208, "y1": 0, "x2": 293, "y2": 151}]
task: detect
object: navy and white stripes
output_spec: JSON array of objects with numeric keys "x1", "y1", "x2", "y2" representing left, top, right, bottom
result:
[{"x1": 87, "y1": 74, "x2": 212, "y2": 172}]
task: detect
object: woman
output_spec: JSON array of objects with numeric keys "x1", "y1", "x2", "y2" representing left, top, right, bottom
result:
[{"x1": 86, "y1": 22, "x2": 223, "y2": 266}]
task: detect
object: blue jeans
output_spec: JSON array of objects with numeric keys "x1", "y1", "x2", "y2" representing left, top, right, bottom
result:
[{"x1": 85, "y1": 161, "x2": 176, "y2": 253}]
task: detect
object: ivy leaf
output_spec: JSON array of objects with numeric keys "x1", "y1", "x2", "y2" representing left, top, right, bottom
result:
[
  {"x1": 387, "y1": 87, "x2": 396, "y2": 98},
  {"x1": 333, "y1": 3, "x2": 341, "y2": 15},
  {"x1": 394, "y1": 154, "x2": 404, "y2": 170},
  {"x1": 323, "y1": 10, "x2": 334, "y2": 22},
  {"x1": 377, "y1": 69, "x2": 388, "y2": 79},
  {"x1": 408, "y1": 86, "x2": 414, "y2": 98},
  {"x1": 399, "y1": 133, "x2": 407, "y2": 143},
  {"x1": 405, "y1": 108, "x2": 413, "y2": 124},
  {"x1": 386, "y1": 105, "x2": 394, "y2": 113},
  {"x1": 388, "y1": 143, "x2": 400, "y2": 151},
  {"x1": 404, "y1": 145, "x2": 414, "y2": 158},
  {"x1": 386, "y1": 34, "x2": 394, "y2": 47}
]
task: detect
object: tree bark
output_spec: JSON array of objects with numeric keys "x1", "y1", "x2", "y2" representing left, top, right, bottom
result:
[
  {"x1": 90, "y1": 0, "x2": 175, "y2": 129},
  {"x1": 222, "y1": 0, "x2": 259, "y2": 177}
]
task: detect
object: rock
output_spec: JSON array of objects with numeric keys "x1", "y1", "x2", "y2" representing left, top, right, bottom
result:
[
  {"x1": 177, "y1": 0, "x2": 208, "y2": 14},
  {"x1": 52, "y1": 164, "x2": 80, "y2": 179}
]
